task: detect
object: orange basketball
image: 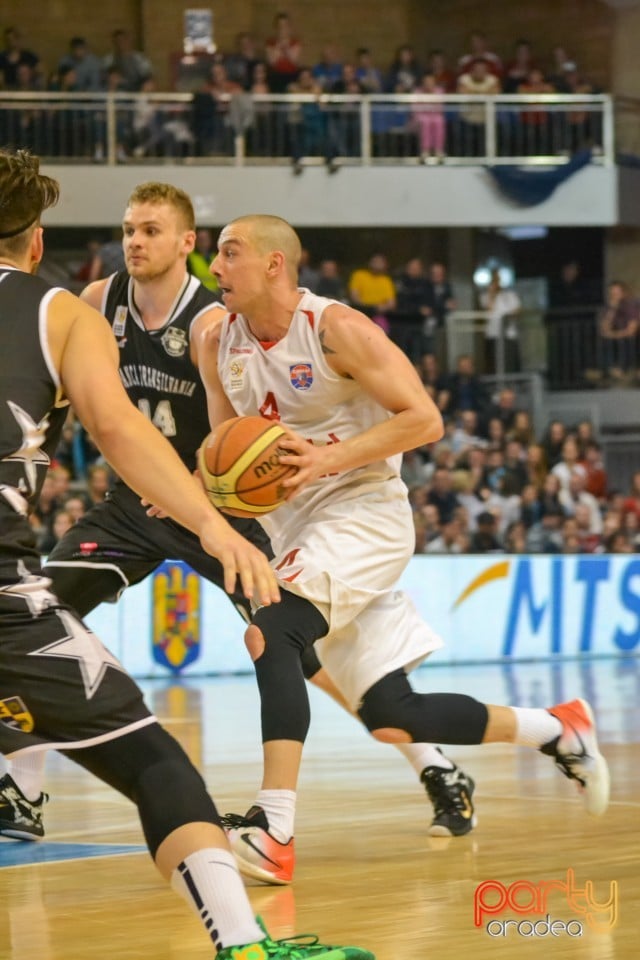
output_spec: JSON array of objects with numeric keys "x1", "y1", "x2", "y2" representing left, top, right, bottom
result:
[{"x1": 197, "y1": 416, "x2": 297, "y2": 517}]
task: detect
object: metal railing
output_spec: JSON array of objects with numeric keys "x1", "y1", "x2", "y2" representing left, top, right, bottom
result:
[
  {"x1": 445, "y1": 309, "x2": 545, "y2": 382},
  {"x1": 445, "y1": 304, "x2": 640, "y2": 392},
  {"x1": 0, "y1": 90, "x2": 615, "y2": 166}
]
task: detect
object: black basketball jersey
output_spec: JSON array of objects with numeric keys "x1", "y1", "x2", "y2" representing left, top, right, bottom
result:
[
  {"x1": 0, "y1": 267, "x2": 69, "y2": 578},
  {"x1": 0, "y1": 268, "x2": 69, "y2": 508},
  {"x1": 103, "y1": 271, "x2": 216, "y2": 472}
]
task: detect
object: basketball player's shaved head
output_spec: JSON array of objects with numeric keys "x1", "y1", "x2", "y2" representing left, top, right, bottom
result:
[
  {"x1": 228, "y1": 214, "x2": 302, "y2": 283},
  {"x1": 126, "y1": 181, "x2": 196, "y2": 232},
  {"x1": 0, "y1": 149, "x2": 59, "y2": 257}
]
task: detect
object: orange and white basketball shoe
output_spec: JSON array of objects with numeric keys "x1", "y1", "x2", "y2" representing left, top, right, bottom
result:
[
  {"x1": 222, "y1": 806, "x2": 295, "y2": 885},
  {"x1": 543, "y1": 698, "x2": 610, "y2": 816}
]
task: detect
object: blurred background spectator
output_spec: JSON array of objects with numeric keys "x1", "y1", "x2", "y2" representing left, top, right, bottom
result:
[
  {"x1": 187, "y1": 228, "x2": 219, "y2": 292},
  {"x1": 265, "y1": 12, "x2": 302, "y2": 93},
  {"x1": 57, "y1": 36, "x2": 103, "y2": 91},
  {"x1": 315, "y1": 259, "x2": 348, "y2": 301},
  {"x1": 348, "y1": 253, "x2": 396, "y2": 330},
  {"x1": 0, "y1": 26, "x2": 42, "y2": 89},
  {"x1": 87, "y1": 234, "x2": 126, "y2": 282},
  {"x1": 103, "y1": 28, "x2": 152, "y2": 91}
]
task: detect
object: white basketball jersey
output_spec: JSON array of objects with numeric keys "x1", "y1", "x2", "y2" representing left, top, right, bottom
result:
[
  {"x1": 217, "y1": 290, "x2": 403, "y2": 511},
  {"x1": 218, "y1": 291, "x2": 441, "y2": 704}
]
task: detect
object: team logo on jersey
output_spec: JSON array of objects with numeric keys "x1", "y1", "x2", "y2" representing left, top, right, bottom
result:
[
  {"x1": 152, "y1": 561, "x2": 201, "y2": 674},
  {"x1": 161, "y1": 326, "x2": 188, "y2": 358},
  {"x1": 229, "y1": 358, "x2": 246, "y2": 391},
  {"x1": 289, "y1": 363, "x2": 313, "y2": 390},
  {"x1": 113, "y1": 305, "x2": 128, "y2": 338},
  {"x1": 0, "y1": 696, "x2": 34, "y2": 734}
]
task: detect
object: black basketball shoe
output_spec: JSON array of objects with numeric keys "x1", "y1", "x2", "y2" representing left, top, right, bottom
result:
[
  {"x1": 0, "y1": 773, "x2": 48, "y2": 840},
  {"x1": 420, "y1": 757, "x2": 476, "y2": 837}
]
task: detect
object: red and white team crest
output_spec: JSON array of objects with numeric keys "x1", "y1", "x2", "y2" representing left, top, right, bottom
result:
[{"x1": 290, "y1": 362, "x2": 313, "y2": 390}]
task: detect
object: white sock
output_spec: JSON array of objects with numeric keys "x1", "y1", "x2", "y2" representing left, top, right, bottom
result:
[
  {"x1": 395, "y1": 743, "x2": 454, "y2": 776},
  {"x1": 0, "y1": 755, "x2": 8, "y2": 777},
  {"x1": 9, "y1": 752, "x2": 46, "y2": 801},
  {"x1": 513, "y1": 708, "x2": 562, "y2": 749},
  {"x1": 171, "y1": 848, "x2": 263, "y2": 950},
  {"x1": 256, "y1": 789, "x2": 296, "y2": 843}
]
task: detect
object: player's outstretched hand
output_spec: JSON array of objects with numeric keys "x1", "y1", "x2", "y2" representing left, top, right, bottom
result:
[{"x1": 200, "y1": 523, "x2": 280, "y2": 607}]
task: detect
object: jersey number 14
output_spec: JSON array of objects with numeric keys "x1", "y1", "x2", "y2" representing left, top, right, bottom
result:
[{"x1": 138, "y1": 398, "x2": 177, "y2": 437}]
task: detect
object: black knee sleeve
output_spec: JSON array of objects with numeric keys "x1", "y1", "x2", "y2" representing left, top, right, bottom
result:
[
  {"x1": 64, "y1": 724, "x2": 220, "y2": 857},
  {"x1": 357, "y1": 669, "x2": 489, "y2": 745},
  {"x1": 251, "y1": 592, "x2": 328, "y2": 743}
]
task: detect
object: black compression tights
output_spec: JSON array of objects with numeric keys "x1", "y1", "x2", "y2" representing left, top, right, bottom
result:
[
  {"x1": 357, "y1": 669, "x2": 490, "y2": 744},
  {"x1": 63, "y1": 723, "x2": 220, "y2": 857},
  {"x1": 250, "y1": 592, "x2": 329, "y2": 743}
]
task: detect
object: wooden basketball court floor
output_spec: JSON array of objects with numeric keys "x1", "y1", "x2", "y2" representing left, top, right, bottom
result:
[{"x1": 0, "y1": 656, "x2": 637, "y2": 960}]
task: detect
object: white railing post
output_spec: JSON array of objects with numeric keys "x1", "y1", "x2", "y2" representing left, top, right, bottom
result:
[
  {"x1": 106, "y1": 94, "x2": 117, "y2": 165},
  {"x1": 360, "y1": 97, "x2": 371, "y2": 165},
  {"x1": 485, "y1": 96, "x2": 497, "y2": 163},
  {"x1": 602, "y1": 95, "x2": 615, "y2": 165}
]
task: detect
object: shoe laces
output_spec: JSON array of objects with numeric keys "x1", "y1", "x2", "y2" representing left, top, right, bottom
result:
[
  {"x1": 220, "y1": 806, "x2": 269, "y2": 831},
  {"x1": 422, "y1": 767, "x2": 468, "y2": 817},
  {"x1": 254, "y1": 917, "x2": 327, "y2": 958},
  {"x1": 261, "y1": 931, "x2": 324, "y2": 958},
  {"x1": 553, "y1": 752, "x2": 587, "y2": 788},
  {"x1": 544, "y1": 728, "x2": 589, "y2": 789}
]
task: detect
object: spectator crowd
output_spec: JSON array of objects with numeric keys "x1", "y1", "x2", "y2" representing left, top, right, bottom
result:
[
  {"x1": 0, "y1": 18, "x2": 605, "y2": 163},
  {"x1": 401, "y1": 361, "x2": 640, "y2": 557}
]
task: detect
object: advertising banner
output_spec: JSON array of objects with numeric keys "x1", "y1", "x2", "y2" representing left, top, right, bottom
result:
[{"x1": 84, "y1": 554, "x2": 640, "y2": 677}]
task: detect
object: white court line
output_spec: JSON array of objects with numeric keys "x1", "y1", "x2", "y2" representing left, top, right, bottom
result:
[{"x1": 0, "y1": 850, "x2": 146, "y2": 870}]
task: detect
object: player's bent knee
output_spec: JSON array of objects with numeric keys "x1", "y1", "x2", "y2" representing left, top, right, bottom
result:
[
  {"x1": 134, "y1": 753, "x2": 218, "y2": 857},
  {"x1": 358, "y1": 694, "x2": 407, "y2": 734},
  {"x1": 67, "y1": 723, "x2": 219, "y2": 858},
  {"x1": 357, "y1": 669, "x2": 489, "y2": 745},
  {"x1": 244, "y1": 623, "x2": 265, "y2": 661}
]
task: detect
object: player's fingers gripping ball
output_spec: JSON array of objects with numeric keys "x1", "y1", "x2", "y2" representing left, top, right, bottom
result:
[{"x1": 198, "y1": 416, "x2": 298, "y2": 517}]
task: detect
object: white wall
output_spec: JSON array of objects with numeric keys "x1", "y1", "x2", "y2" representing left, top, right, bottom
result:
[{"x1": 42, "y1": 162, "x2": 619, "y2": 228}]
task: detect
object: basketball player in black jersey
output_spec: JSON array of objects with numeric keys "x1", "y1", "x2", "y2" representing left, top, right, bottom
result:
[
  {"x1": 0, "y1": 149, "x2": 376, "y2": 960},
  {"x1": 3, "y1": 181, "x2": 477, "y2": 857}
]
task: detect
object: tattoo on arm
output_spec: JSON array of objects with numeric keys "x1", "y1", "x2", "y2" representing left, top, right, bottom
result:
[{"x1": 319, "y1": 325, "x2": 353, "y2": 378}]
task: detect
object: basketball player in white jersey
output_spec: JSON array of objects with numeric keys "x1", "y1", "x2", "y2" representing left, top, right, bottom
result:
[{"x1": 198, "y1": 214, "x2": 609, "y2": 886}]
